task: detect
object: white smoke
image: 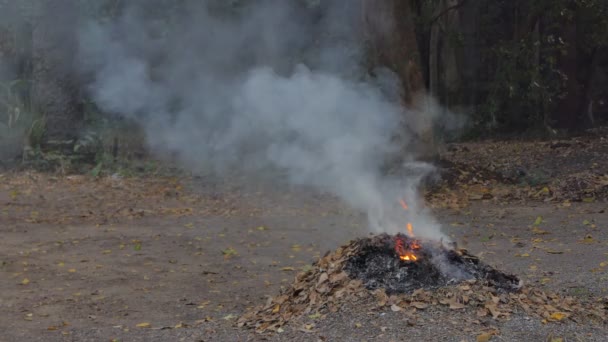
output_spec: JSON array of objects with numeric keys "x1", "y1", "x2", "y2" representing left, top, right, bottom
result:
[{"x1": 77, "y1": 0, "x2": 446, "y2": 239}]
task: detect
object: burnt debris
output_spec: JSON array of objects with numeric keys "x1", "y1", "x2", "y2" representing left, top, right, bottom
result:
[{"x1": 345, "y1": 234, "x2": 521, "y2": 294}]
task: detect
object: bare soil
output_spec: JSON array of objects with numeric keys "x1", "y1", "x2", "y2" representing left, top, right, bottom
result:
[{"x1": 1, "y1": 149, "x2": 608, "y2": 341}]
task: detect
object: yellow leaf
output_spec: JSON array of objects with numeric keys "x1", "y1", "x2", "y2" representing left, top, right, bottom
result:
[
  {"x1": 581, "y1": 235, "x2": 595, "y2": 244},
  {"x1": 136, "y1": 322, "x2": 151, "y2": 328},
  {"x1": 308, "y1": 312, "x2": 321, "y2": 319},
  {"x1": 549, "y1": 312, "x2": 567, "y2": 321},
  {"x1": 47, "y1": 326, "x2": 58, "y2": 331},
  {"x1": 355, "y1": 323, "x2": 362, "y2": 328},
  {"x1": 280, "y1": 267, "x2": 295, "y2": 271},
  {"x1": 21, "y1": 278, "x2": 30, "y2": 285},
  {"x1": 256, "y1": 226, "x2": 267, "y2": 231},
  {"x1": 68, "y1": 268, "x2": 76, "y2": 273},
  {"x1": 272, "y1": 304, "x2": 280, "y2": 313},
  {"x1": 533, "y1": 216, "x2": 543, "y2": 226},
  {"x1": 532, "y1": 227, "x2": 549, "y2": 235},
  {"x1": 477, "y1": 332, "x2": 493, "y2": 342}
]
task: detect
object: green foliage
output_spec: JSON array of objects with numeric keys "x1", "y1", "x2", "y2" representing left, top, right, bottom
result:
[
  {"x1": 462, "y1": 0, "x2": 608, "y2": 134},
  {"x1": 0, "y1": 79, "x2": 46, "y2": 154}
]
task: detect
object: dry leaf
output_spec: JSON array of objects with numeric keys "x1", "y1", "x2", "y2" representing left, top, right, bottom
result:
[
  {"x1": 136, "y1": 322, "x2": 151, "y2": 328},
  {"x1": 450, "y1": 301, "x2": 466, "y2": 310},
  {"x1": 548, "y1": 312, "x2": 567, "y2": 321},
  {"x1": 411, "y1": 302, "x2": 428, "y2": 309},
  {"x1": 545, "y1": 248, "x2": 563, "y2": 254},
  {"x1": 476, "y1": 332, "x2": 493, "y2": 342}
]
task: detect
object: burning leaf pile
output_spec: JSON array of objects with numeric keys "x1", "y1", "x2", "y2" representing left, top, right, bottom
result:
[
  {"x1": 344, "y1": 234, "x2": 521, "y2": 294},
  {"x1": 238, "y1": 235, "x2": 607, "y2": 334}
]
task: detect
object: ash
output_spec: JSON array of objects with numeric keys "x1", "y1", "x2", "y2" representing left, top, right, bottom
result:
[{"x1": 344, "y1": 234, "x2": 520, "y2": 294}]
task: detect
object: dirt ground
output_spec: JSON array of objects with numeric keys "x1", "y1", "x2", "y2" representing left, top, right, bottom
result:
[{"x1": 1, "y1": 148, "x2": 608, "y2": 341}]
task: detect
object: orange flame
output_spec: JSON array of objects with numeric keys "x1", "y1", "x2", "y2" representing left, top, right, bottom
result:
[
  {"x1": 395, "y1": 235, "x2": 419, "y2": 261},
  {"x1": 400, "y1": 254, "x2": 417, "y2": 261},
  {"x1": 395, "y1": 198, "x2": 420, "y2": 261}
]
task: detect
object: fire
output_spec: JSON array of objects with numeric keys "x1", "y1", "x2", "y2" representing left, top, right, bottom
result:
[
  {"x1": 395, "y1": 236, "x2": 419, "y2": 261},
  {"x1": 395, "y1": 198, "x2": 421, "y2": 262},
  {"x1": 399, "y1": 199, "x2": 409, "y2": 210}
]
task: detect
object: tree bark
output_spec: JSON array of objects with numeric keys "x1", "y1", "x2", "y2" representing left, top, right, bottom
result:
[
  {"x1": 552, "y1": 17, "x2": 581, "y2": 130},
  {"x1": 363, "y1": 0, "x2": 434, "y2": 160},
  {"x1": 31, "y1": 0, "x2": 83, "y2": 148}
]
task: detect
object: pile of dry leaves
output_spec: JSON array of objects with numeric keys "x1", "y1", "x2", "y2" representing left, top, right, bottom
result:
[
  {"x1": 238, "y1": 236, "x2": 607, "y2": 334},
  {"x1": 427, "y1": 136, "x2": 608, "y2": 208}
]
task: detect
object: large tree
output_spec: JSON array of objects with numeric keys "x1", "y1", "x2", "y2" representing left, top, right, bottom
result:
[
  {"x1": 362, "y1": 0, "x2": 434, "y2": 159},
  {"x1": 31, "y1": 0, "x2": 84, "y2": 147}
]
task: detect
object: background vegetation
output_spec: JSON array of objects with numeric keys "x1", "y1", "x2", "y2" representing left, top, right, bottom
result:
[{"x1": 1, "y1": 0, "x2": 607, "y2": 172}]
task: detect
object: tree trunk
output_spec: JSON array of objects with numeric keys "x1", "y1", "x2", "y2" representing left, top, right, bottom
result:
[
  {"x1": 552, "y1": 17, "x2": 581, "y2": 130},
  {"x1": 457, "y1": 0, "x2": 481, "y2": 112},
  {"x1": 363, "y1": 0, "x2": 434, "y2": 160},
  {"x1": 31, "y1": 0, "x2": 83, "y2": 149}
]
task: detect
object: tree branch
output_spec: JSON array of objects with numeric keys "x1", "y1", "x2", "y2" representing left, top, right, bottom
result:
[{"x1": 429, "y1": 0, "x2": 467, "y2": 27}]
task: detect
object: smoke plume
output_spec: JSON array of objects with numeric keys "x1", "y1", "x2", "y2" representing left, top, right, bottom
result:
[{"x1": 78, "y1": 0, "x2": 446, "y2": 238}]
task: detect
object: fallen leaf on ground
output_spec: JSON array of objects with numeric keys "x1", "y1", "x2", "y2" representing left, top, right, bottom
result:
[
  {"x1": 136, "y1": 322, "x2": 151, "y2": 328},
  {"x1": 411, "y1": 302, "x2": 428, "y2": 309},
  {"x1": 548, "y1": 312, "x2": 567, "y2": 321},
  {"x1": 477, "y1": 332, "x2": 493, "y2": 342},
  {"x1": 390, "y1": 304, "x2": 402, "y2": 312},
  {"x1": 222, "y1": 248, "x2": 237, "y2": 258},
  {"x1": 532, "y1": 227, "x2": 549, "y2": 235}
]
